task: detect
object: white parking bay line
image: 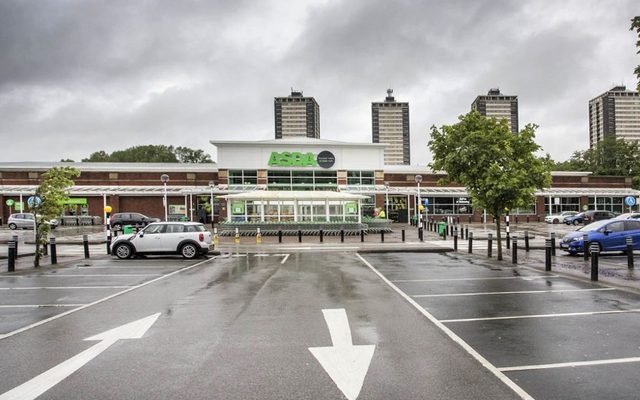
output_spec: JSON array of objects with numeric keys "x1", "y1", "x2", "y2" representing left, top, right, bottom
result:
[
  {"x1": 441, "y1": 309, "x2": 640, "y2": 323},
  {"x1": 412, "y1": 288, "x2": 614, "y2": 298},
  {"x1": 0, "y1": 257, "x2": 216, "y2": 341},
  {"x1": 392, "y1": 275, "x2": 559, "y2": 283},
  {"x1": 356, "y1": 254, "x2": 535, "y2": 400},
  {"x1": 0, "y1": 304, "x2": 85, "y2": 308},
  {"x1": 499, "y1": 357, "x2": 640, "y2": 372},
  {"x1": 0, "y1": 274, "x2": 162, "y2": 278},
  {"x1": 0, "y1": 287, "x2": 132, "y2": 290}
]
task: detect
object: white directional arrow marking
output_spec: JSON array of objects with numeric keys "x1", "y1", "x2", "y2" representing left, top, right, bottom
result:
[
  {"x1": 0, "y1": 313, "x2": 161, "y2": 400},
  {"x1": 309, "y1": 309, "x2": 375, "y2": 400}
]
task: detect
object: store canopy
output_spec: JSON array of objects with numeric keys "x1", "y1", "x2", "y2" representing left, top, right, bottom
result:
[{"x1": 218, "y1": 190, "x2": 368, "y2": 201}]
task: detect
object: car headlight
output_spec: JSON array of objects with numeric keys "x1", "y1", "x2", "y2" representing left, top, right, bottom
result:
[{"x1": 571, "y1": 237, "x2": 582, "y2": 242}]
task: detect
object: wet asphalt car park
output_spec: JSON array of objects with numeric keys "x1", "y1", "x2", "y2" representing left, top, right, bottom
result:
[
  {"x1": 360, "y1": 251, "x2": 640, "y2": 400},
  {"x1": 1, "y1": 246, "x2": 639, "y2": 399}
]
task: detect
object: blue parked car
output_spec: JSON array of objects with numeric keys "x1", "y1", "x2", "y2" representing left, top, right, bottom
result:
[{"x1": 560, "y1": 219, "x2": 640, "y2": 255}]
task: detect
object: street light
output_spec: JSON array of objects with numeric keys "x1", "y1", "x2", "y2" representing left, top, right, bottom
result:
[
  {"x1": 415, "y1": 175, "x2": 423, "y2": 225},
  {"x1": 384, "y1": 181, "x2": 389, "y2": 219},
  {"x1": 161, "y1": 174, "x2": 170, "y2": 221},
  {"x1": 208, "y1": 180, "x2": 215, "y2": 228}
]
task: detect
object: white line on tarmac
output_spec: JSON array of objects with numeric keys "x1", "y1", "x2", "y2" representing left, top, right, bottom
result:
[
  {"x1": 412, "y1": 288, "x2": 615, "y2": 298},
  {"x1": 392, "y1": 275, "x2": 559, "y2": 283},
  {"x1": 281, "y1": 254, "x2": 290, "y2": 264},
  {"x1": 278, "y1": 247, "x2": 359, "y2": 251},
  {"x1": 356, "y1": 253, "x2": 535, "y2": 400},
  {"x1": 441, "y1": 309, "x2": 640, "y2": 323},
  {"x1": 0, "y1": 286, "x2": 132, "y2": 290},
  {"x1": 0, "y1": 257, "x2": 216, "y2": 341},
  {"x1": 0, "y1": 274, "x2": 162, "y2": 278},
  {"x1": 0, "y1": 304, "x2": 85, "y2": 308},
  {"x1": 498, "y1": 357, "x2": 640, "y2": 372}
]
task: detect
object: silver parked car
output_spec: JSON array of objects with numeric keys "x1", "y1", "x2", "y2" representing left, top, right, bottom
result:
[{"x1": 7, "y1": 213, "x2": 59, "y2": 230}]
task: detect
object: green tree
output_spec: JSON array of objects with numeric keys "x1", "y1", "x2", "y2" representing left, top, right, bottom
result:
[
  {"x1": 429, "y1": 111, "x2": 552, "y2": 260},
  {"x1": 31, "y1": 167, "x2": 80, "y2": 268},
  {"x1": 174, "y1": 146, "x2": 213, "y2": 163},
  {"x1": 81, "y1": 145, "x2": 212, "y2": 163},
  {"x1": 631, "y1": 16, "x2": 640, "y2": 91}
]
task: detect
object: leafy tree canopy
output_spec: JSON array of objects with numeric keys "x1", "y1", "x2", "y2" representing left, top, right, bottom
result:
[
  {"x1": 429, "y1": 111, "x2": 552, "y2": 259},
  {"x1": 81, "y1": 145, "x2": 213, "y2": 163},
  {"x1": 631, "y1": 16, "x2": 640, "y2": 91},
  {"x1": 32, "y1": 166, "x2": 80, "y2": 267}
]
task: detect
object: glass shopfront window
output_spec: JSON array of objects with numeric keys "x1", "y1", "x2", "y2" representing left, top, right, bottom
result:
[
  {"x1": 588, "y1": 197, "x2": 624, "y2": 213},
  {"x1": 267, "y1": 170, "x2": 337, "y2": 191},
  {"x1": 229, "y1": 170, "x2": 258, "y2": 187},
  {"x1": 544, "y1": 197, "x2": 580, "y2": 214},
  {"x1": 246, "y1": 201, "x2": 262, "y2": 222},
  {"x1": 420, "y1": 197, "x2": 474, "y2": 215},
  {"x1": 347, "y1": 171, "x2": 375, "y2": 186}
]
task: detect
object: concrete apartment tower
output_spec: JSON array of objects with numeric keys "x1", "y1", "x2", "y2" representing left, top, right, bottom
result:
[
  {"x1": 372, "y1": 89, "x2": 410, "y2": 165},
  {"x1": 589, "y1": 85, "x2": 640, "y2": 148},
  {"x1": 471, "y1": 88, "x2": 519, "y2": 133},
  {"x1": 274, "y1": 89, "x2": 320, "y2": 139}
]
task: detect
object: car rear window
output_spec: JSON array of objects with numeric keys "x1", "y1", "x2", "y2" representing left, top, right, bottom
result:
[{"x1": 625, "y1": 220, "x2": 640, "y2": 230}]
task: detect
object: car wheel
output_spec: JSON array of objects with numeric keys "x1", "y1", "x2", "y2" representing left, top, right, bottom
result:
[
  {"x1": 553, "y1": 218, "x2": 559, "y2": 224},
  {"x1": 112, "y1": 223, "x2": 122, "y2": 231},
  {"x1": 180, "y1": 243, "x2": 198, "y2": 259},
  {"x1": 114, "y1": 243, "x2": 133, "y2": 259},
  {"x1": 573, "y1": 220, "x2": 579, "y2": 225},
  {"x1": 8, "y1": 223, "x2": 17, "y2": 230}
]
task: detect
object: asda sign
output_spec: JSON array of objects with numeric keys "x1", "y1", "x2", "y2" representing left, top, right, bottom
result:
[{"x1": 268, "y1": 151, "x2": 335, "y2": 169}]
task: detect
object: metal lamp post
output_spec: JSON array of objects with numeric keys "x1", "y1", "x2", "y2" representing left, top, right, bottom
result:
[
  {"x1": 384, "y1": 181, "x2": 389, "y2": 219},
  {"x1": 208, "y1": 180, "x2": 215, "y2": 228},
  {"x1": 161, "y1": 174, "x2": 169, "y2": 221},
  {"x1": 415, "y1": 175, "x2": 422, "y2": 225}
]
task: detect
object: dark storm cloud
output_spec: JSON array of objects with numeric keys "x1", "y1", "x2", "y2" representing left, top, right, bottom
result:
[{"x1": 0, "y1": 0, "x2": 637, "y2": 163}]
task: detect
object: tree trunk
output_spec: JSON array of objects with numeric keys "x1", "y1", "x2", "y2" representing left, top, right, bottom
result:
[{"x1": 495, "y1": 214, "x2": 502, "y2": 261}]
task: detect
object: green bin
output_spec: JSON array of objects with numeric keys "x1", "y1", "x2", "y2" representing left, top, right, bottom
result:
[
  {"x1": 438, "y1": 222, "x2": 446, "y2": 236},
  {"x1": 123, "y1": 225, "x2": 134, "y2": 234}
]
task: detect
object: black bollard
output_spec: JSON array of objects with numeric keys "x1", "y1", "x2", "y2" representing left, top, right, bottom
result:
[
  {"x1": 278, "y1": 229, "x2": 283, "y2": 243},
  {"x1": 361, "y1": 229, "x2": 365, "y2": 243},
  {"x1": 381, "y1": 231, "x2": 385, "y2": 243},
  {"x1": 512, "y1": 236, "x2": 518, "y2": 264},
  {"x1": 12, "y1": 234, "x2": 18, "y2": 258},
  {"x1": 402, "y1": 229, "x2": 405, "y2": 242},
  {"x1": 442, "y1": 225, "x2": 447, "y2": 241},
  {"x1": 340, "y1": 229, "x2": 345, "y2": 243},
  {"x1": 50, "y1": 236, "x2": 57, "y2": 265},
  {"x1": 418, "y1": 227, "x2": 423, "y2": 242},
  {"x1": 7, "y1": 240, "x2": 15, "y2": 272},
  {"x1": 468, "y1": 232, "x2": 473, "y2": 253},
  {"x1": 83, "y1": 234, "x2": 90, "y2": 259},
  {"x1": 465, "y1": 226, "x2": 469, "y2": 240},
  {"x1": 453, "y1": 231, "x2": 458, "y2": 251},
  {"x1": 583, "y1": 234, "x2": 589, "y2": 261},
  {"x1": 298, "y1": 230, "x2": 302, "y2": 243},
  {"x1": 626, "y1": 236, "x2": 634, "y2": 269},
  {"x1": 43, "y1": 239, "x2": 48, "y2": 256},
  {"x1": 550, "y1": 232, "x2": 556, "y2": 256},
  {"x1": 506, "y1": 231, "x2": 510, "y2": 250},
  {"x1": 524, "y1": 230, "x2": 530, "y2": 252},
  {"x1": 590, "y1": 244, "x2": 599, "y2": 281},
  {"x1": 487, "y1": 233, "x2": 493, "y2": 258},
  {"x1": 320, "y1": 229, "x2": 324, "y2": 243},
  {"x1": 545, "y1": 239, "x2": 552, "y2": 271}
]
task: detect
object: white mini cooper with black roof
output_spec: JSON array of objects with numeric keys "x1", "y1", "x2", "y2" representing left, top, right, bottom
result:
[{"x1": 111, "y1": 222, "x2": 213, "y2": 259}]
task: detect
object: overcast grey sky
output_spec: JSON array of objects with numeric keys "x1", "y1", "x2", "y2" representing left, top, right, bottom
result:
[{"x1": 0, "y1": 0, "x2": 638, "y2": 164}]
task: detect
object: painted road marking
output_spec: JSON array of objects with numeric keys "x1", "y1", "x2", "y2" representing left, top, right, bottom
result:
[
  {"x1": 441, "y1": 309, "x2": 640, "y2": 323},
  {"x1": 0, "y1": 274, "x2": 163, "y2": 277},
  {"x1": 392, "y1": 275, "x2": 559, "y2": 283},
  {"x1": 0, "y1": 286, "x2": 132, "y2": 290},
  {"x1": 281, "y1": 254, "x2": 290, "y2": 264},
  {"x1": 498, "y1": 357, "x2": 640, "y2": 372},
  {"x1": 0, "y1": 313, "x2": 160, "y2": 400},
  {"x1": 356, "y1": 254, "x2": 534, "y2": 400},
  {"x1": 279, "y1": 247, "x2": 359, "y2": 251},
  {"x1": 0, "y1": 257, "x2": 214, "y2": 341},
  {"x1": 0, "y1": 304, "x2": 85, "y2": 308},
  {"x1": 309, "y1": 309, "x2": 375, "y2": 400},
  {"x1": 412, "y1": 288, "x2": 615, "y2": 298}
]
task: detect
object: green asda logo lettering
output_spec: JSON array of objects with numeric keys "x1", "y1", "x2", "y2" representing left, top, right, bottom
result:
[
  {"x1": 268, "y1": 152, "x2": 317, "y2": 167},
  {"x1": 268, "y1": 151, "x2": 336, "y2": 168}
]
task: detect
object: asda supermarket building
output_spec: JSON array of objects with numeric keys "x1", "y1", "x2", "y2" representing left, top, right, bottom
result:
[{"x1": 0, "y1": 137, "x2": 638, "y2": 225}]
